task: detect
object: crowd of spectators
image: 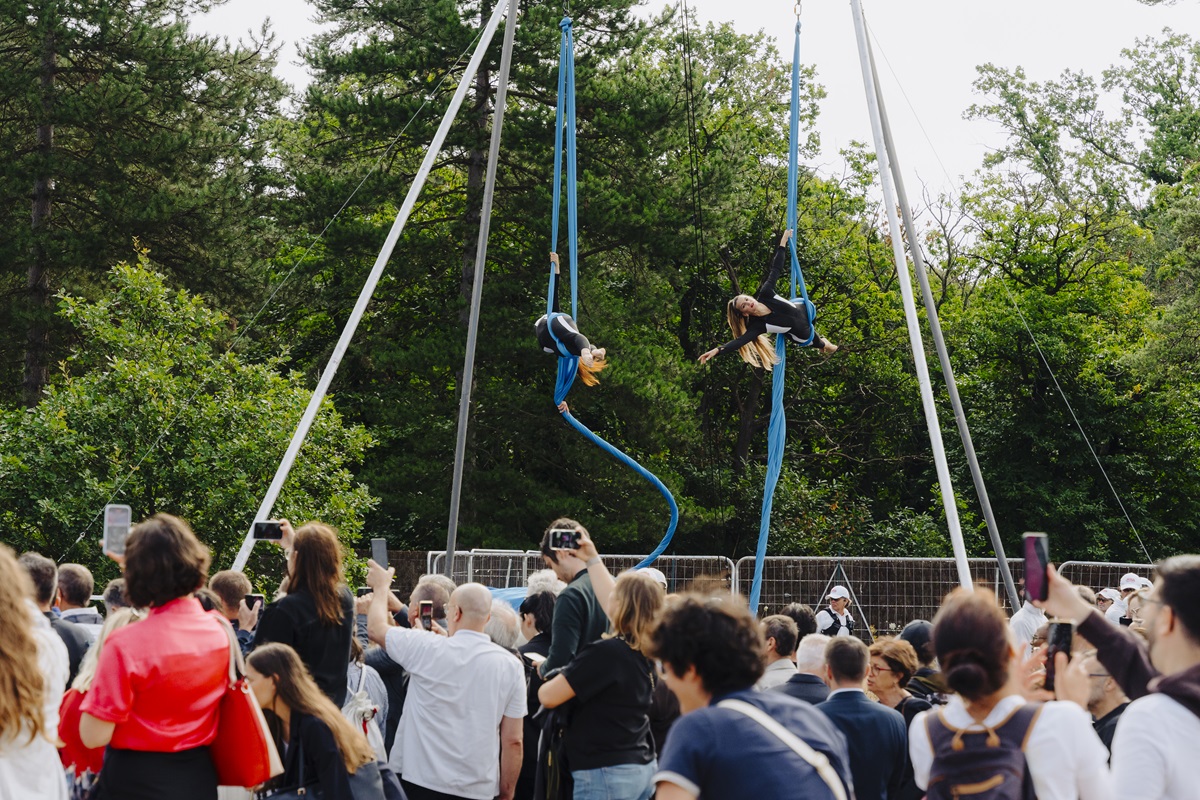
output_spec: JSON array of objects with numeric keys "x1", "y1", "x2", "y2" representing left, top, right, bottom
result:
[{"x1": 1, "y1": 511, "x2": 1197, "y2": 800}]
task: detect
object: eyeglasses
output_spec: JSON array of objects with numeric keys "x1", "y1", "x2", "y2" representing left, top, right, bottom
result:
[{"x1": 869, "y1": 664, "x2": 894, "y2": 674}]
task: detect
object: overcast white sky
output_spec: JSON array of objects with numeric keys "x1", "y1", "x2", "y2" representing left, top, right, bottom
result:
[{"x1": 200, "y1": 0, "x2": 1200, "y2": 196}]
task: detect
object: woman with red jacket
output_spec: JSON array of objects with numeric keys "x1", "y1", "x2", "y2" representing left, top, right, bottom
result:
[{"x1": 78, "y1": 514, "x2": 230, "y2": 800}]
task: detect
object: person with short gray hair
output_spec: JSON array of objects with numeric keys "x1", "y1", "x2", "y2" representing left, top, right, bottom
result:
[
  {"x1": 486, "y1": 599, "x2": 521, "y2": 653},
  {"x1": 772, "y1": 633, "x2": 830, "y2": 704}
]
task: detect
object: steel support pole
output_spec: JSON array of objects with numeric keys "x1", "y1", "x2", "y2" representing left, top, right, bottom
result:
[
  {"x1": 445, "y1": 0, "x2": 520, "y2": 576},
  {"x1": 231, "y1": 0, "x2": 511, "y2": 571},
  {"x1": 865, "y1": 43, "x2": 1019, "y2": 610},
  {"x1": 849, "y1": 0, "x2": 973, "y2": 590}
]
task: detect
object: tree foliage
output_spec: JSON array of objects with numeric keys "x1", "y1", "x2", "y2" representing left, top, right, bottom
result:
[{"x1": 0, "y1": 253, "x2": 376, "y2": 582}]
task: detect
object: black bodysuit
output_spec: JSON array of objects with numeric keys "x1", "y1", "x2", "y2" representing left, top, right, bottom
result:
[
  {"x1": 536, "y1": 278, "x2": 592, "y2": 356},
  {"x1": 716, "y1": 245, "x2": 827, "y2": 356}
]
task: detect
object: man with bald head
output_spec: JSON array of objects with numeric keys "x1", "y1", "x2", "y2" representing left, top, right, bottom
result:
[{"x1": 367, "y1": 564, "x2": 526, "y2": 800}]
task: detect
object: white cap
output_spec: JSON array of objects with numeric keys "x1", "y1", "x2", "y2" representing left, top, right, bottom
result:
[
  {"x1": 828, "y1": 585, "x2": 850, "y2": 601},
  {"x1": 1119, "y1": 573, "x2": 1141, "y2": 591},
  {"x1": 1097, "y1": 588, "x2": 1122, "y2": 603},
  {"x1": 636, "y1": 567, "x2": 668, "y2": 590},
  {"x1": 1137, "y1": 576, "x2": 1154, "y2": 589}
]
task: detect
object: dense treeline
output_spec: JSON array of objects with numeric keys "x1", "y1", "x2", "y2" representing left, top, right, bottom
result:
[{"x1": 2, "y1": 0, "x2": 1198, "y2": 579}]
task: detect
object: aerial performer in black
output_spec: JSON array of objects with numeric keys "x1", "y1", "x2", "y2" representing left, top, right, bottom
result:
[
  {"x1": 536, "y1": 252, "x2": 607, "y2": 411},
  {"x1": 698, "y1": 229, "x2": 837, "y2": 367}
]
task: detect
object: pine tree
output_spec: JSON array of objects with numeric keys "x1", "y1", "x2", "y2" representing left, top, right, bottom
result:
[{"x1": 0, "y1": 0, "x2": 287, "y2": 405}]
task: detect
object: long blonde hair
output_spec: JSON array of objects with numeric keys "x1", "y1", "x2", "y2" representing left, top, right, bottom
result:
[
  {"x1": 72, "y1": 608, "x2": 144, "y2": 692},
  {"x1": 0, "y1": 545, "x2": 48, "y2": 745},
  {"x1": 577, "y1": 353, "x2": 608, "y2": 386},
  {"x1": 606, "y1": 571, "x2": 665, "y2": 656},
  {"x1": 725, "y1": 300, "x2": 778, "y2": 368},
  {"x1": 248, "y1": 643, "x2": 375, "y2": 773}
]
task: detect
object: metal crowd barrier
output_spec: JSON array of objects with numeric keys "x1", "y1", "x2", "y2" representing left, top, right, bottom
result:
[{"x1": 427, "y1": 549, "x2": 736, "y2": 594}]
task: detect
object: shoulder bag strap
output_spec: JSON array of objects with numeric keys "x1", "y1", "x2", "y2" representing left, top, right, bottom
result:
[
  {"x1": 356, "y1": 660, "x2": 368, "y2": 694},
  {"x1": 717, "y1": 699, "x2": 848, "y2": 800},
  {"x1": 217, "y1": 617, "x2": 243, "y2": 685}
]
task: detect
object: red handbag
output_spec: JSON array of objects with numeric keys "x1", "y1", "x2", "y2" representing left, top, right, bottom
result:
[{"x1": 210, "y1": 621, "x2": 284, "y2": 788}]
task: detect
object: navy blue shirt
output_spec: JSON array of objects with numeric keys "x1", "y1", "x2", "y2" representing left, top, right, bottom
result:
[{"x1": 654, "y1": 688, "x2": 853, "y2": 799}]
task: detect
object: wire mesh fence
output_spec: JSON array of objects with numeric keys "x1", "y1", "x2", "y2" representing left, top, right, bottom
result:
[
  {"x1": 734, "y1": 556, "x2": 1023, "y2": 639},
  {"x1": 1056, "y1": 561, "x2": 1156, "y2": 593},
  {"x1": 427, "y1": 550, "x2": 735, "y2": 594}
]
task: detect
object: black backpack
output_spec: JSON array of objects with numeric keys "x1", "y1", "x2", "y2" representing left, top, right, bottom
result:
[{"x1": 924, "y1": 703, "x2": 1042, "y2": 800}]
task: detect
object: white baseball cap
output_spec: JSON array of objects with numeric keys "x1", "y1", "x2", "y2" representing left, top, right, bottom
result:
[
  {"x1": 1097, "y1": 588, "x2": 1122, "y2": 603},
  {"x1": 1137, "y1": 576, "x2": 1154, "y2": 589},
  {"x1": 1119, "y1": 573, "x2": 1141, "y2": 591},
  {"x1": 828, "y1": 585, "x2": 850, "y2": 601},
  {"x1": 636, "y1": 567, "x2": 668, "y2": 590}
]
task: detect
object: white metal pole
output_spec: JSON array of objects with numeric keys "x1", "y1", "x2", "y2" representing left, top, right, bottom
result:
[
  {"x1": 446, "y1": 0, "x2": 519, "y2": 573},
  {"x1": 231, "y1": 0, "x2": 512, "y2": 571},
  {"x1": 866, "y1": 44, "x2": 1018, "y2": 609},
  {"x1": 848, "y1": 0, "x2": 973, "y2": 590}
]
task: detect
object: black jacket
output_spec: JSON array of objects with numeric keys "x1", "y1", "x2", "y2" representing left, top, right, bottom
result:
[
  {"x1": 266, "y1": 712, "x2": 356, "y2": 800},
  {"x1": 771, "y1": 672, "x2": 830, "y2": 705},
  {"x1": 46, "y1": 612, "x2": 90, "y2": 687},
  {"x1": 254, "y1": 588, "x2": 355, "y2": 706}
]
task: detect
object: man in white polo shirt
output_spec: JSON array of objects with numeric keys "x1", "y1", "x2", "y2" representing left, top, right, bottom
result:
[{"x1": 366, "y1": 563, "x2": 525, "y2": 800}]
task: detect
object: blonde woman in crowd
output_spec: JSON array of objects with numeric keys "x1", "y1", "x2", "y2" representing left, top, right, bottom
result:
[
  {"x1": 0, "y1": 544, "x2": 70, "y2": 800},
  {"x1": 540, "y1": 567, "x2": 665, "y2": 800},
  {"x1": 59, "y1": 607, "x2": 144, "y2": 790}
]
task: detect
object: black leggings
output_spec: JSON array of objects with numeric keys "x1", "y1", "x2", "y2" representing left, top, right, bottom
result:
[{"x1": 96, "y1": 746, "x2": 218, "y2": 800}]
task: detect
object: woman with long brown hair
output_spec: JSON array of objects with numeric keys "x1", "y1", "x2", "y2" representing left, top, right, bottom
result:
[
  {"x1": 698, "y1": 230, "x2": 836, "y2": 367},
  {"x1": 246, "y1": 643, "x2": 378, "y2": 799},
  {"x1": 0, "y1": 544, "x2": 70, "y2": 800},
  {"x1": 254, "y1": 520, "x2": 356, "y2": 706},
  {"x1": 539, "y1": 566, "x2": 664, "y2": 800}
]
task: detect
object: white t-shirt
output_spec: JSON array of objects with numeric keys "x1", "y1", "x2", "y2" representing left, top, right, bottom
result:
[
  {"x1": 385, "y1": 628, "x2": 526, "y2": 800},
  {"x1": 910, "y1": 694, "x2": 1113, "y2": 800},
  {"x1": 815, "y1": 608, "x2": 854, "y2": 637},
  {"x1": 1104, "y1": 601, "x2": 1127, "y2": 625},
  {"x1": 0, "y1": 602, "x2": 69, "y2": 800},
  {"x1": 1008, "y1": 601, "x2": 1047, "y2": 655},
  {"x1": 1111, "y1": 693, "x2": 1200, "y2": 799}
]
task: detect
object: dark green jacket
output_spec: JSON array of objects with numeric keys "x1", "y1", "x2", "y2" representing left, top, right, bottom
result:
[{"x1": 541, "y1": 568, "x2": 607, "y2": 675}]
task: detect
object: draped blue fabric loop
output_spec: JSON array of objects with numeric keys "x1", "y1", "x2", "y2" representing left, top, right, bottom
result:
[
  {"x1": 546, "y1": 17, "x2": 678, "y2": 568},
  {"x1": 749, "y1": 19, "x2": 810, "y2": 614}
]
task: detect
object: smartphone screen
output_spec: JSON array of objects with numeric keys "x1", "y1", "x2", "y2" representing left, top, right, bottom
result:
[
  {"x1": 1023, "y1": 532, "x2": 1050, "y2": 603},
  {"x1": 103, "y1": 504, "x2": 133, "y2": 556},
  {"x1": 419, "y1": 600, "x2": 433, "y2": 630},
  {"x1": 371, "y1": 537, "x2": 388, "y2": 567},
  {"x1": 1044, "y1": 620, "x2": 1073, "y2": 693},
  {"x1": 356, "y1": 586, "x2": 372, "y2": 598},
  {"x1": 245, "y1": 593, "x2": 265, "y2": 609},
  {"x1": 549, "y1": 528, "x2": 580, "y2": 550},
  {"x1": 252, "y1": 520, "x2": 283, "y2": 540}
]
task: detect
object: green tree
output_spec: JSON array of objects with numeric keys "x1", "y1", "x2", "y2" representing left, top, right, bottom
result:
[
  {"x1": 0, "y1": 0, "x2": 287, "y2": 406},
  {"x1": 0, "y1": 252, "x2": 376, "y2": 582}
]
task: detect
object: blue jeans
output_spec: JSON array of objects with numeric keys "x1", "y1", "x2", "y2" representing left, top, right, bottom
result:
[{"x1": 572, "y1": 761, "x2": 657, "y2": 800}]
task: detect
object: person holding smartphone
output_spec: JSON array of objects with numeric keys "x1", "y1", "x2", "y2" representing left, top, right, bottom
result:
[
  {"x1": 253, "y1": 520, "x2": 356, "y2": 706},
  {"x1": 207, "y1": 569, "x2": 259, "y2": 656},
  {"x1": 906, "y1": 587, "x2": 1112, "y2": 800},
  {"x1": 537, "y1": 518, "x2": 609, "y2": 678}
]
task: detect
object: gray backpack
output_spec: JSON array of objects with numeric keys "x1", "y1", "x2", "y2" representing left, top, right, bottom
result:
[{"x1": 924, "y1": 704, "x2": 1041, "y2": 800}]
